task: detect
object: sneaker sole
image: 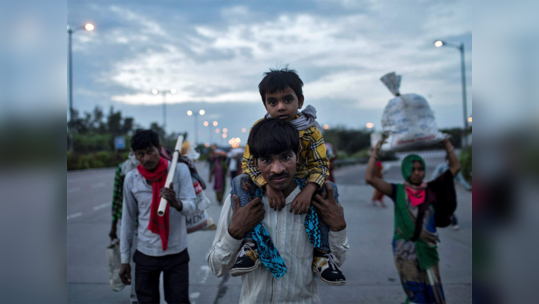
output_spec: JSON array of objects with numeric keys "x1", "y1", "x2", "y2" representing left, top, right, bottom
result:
[
  {"x1": 312, "y1": 266, "x2": 346, "y2": 286},
  {"x1": 230, "y1": 259, "x2": 261, "y2": 277}
]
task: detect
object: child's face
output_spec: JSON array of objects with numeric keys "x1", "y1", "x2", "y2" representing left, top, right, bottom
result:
[{"x1": 264, "y1": 86, "x2": 304, "y2": 122}]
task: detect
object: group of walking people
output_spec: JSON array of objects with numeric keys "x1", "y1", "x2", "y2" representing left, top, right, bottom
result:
[
  {"x1": 110, "y1": 67, "x2": 462, "y2": 304},
  {"x1": 207, "y1": 149, "x2": 243, "y2": 205}
]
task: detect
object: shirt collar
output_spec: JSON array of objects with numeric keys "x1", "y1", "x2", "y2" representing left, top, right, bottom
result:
[{"x1": 284, "y1": 186, "x2": 301, "y2": 205}]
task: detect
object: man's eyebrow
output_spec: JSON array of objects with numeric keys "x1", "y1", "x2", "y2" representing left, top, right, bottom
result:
[
  {"x1": 283, "y1": 94, "x2": 294, "y2": 99},
  {"x1": 266, "y1": 97, "x2": 277, "y2": 101}
]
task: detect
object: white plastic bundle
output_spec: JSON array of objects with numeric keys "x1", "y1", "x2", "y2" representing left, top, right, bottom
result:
[
  {"x1": 380, "y1": 72, "x2": 445, "y2": 151},
  {"x1": 180, "y1": 141, "x2": 216, "y2": 233}
]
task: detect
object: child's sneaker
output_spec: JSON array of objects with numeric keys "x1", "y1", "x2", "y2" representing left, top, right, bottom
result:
[
  {"x1": 312, "y1": 250, "x2": 346, "y2": 286},
  {"x1": 230, "y1": 242, "x2": 261, "y2": 277}
]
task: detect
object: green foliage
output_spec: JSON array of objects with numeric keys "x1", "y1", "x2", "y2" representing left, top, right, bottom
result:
[
  {"x1": 73, "y1": 133, "x2": 113, "y2": 152},
  {"x1": 460, "y1": 145, "x2": 472, "y2": 181},
  {"x1": 337, "y1": 150, "x2": 349, "y2": 159},
  {"x1": 67, "y1": 151, "x2": 130, "y2": 170},
  {"x1": 67, "y1": 106, "x2": 185, "y2": 170},
  {"x1": 323, "y1": 127, "x2": 371, "y2": 156},
  {"x1": 351, "y1": 149, "x2": 370, "y2": 159}
]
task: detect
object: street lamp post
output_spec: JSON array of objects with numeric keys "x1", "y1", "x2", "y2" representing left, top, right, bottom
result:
[
  {"x1": 187, "y1": 109, "x2": 205, "y2": 145},
  {"x1": 67, "y1": 23, "x2": 94, "y2": 153},
  {"x1": 152, "y1": 88, "x2": 176, "y2": 132},
  {"x1": 434, "y1": 40, "x2": 469, "y2": 147}
]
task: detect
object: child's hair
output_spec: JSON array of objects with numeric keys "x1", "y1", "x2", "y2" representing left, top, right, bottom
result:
[
  {"x1": 258, "y1": 67, "x2": 304, "y2": 104},
  {"x1": 248, "y1": 118, "x2": 299, "y2": 159},
  {"x1": 131, "y1": 129, "x2": 160, "y2": 151}
]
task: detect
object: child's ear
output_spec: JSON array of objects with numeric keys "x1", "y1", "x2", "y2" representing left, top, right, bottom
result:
[{"x1": 298, "y1": 96, "x2": 304, "y2": 109}]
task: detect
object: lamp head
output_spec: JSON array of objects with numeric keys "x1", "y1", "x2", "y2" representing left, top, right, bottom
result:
[
  {"x1": 434, "y1": 40, "x2": 444, "y2": 47},
  {"x1": 84, "y1": 23, "x2": 95, "y2": 31}
]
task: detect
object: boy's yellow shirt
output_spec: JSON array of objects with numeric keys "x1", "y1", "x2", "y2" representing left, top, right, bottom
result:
[{"x1": 241, "y1": 115, "x2": 330, "y2": 188}]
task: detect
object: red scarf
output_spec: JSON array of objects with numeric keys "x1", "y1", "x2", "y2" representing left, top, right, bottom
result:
[
  {"x1": 403, "y1": 181, "x2": 427, "y2": 207},
  {"x1": 137, "y1": 157, "x2": 170, "y2": 250}
]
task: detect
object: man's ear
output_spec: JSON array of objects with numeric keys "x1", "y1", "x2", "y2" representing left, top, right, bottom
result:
[{"x1": 298, "y1": 95, "x2": 304, "y2": 110}]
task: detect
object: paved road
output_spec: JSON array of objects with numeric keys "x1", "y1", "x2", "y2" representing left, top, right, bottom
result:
[{"x1": 67, "y1": 158, "x2": 472, "y2": 304}]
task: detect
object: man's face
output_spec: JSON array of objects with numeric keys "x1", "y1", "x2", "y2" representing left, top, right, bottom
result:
[
  {"x1": 409, "y1": 161, "x2": 425, "y2": 185},
  {"x1": 256, "y1": 150, "x2": 298, "y2": 191},
  {"x1": 134, "y1": 145, "x2": 161, "y2": 171},
  {"x1": 264, "y1": 86, "x2": 304, "y2": 122}
]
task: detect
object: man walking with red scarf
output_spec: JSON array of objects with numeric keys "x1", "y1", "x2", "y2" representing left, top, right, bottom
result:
[{"x1": 119, "y1": 129, "x2": 197, "y2": 304}]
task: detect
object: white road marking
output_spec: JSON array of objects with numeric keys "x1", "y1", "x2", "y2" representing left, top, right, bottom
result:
[
  {"x1": 67, "y1": 187, "x2": 81, "y2": 193},
  {"x1": 93, "y1": 203, "x2": 109, "y2": 211},
  {"x1": 67, "y1": 212, "x2": 83, "y2": 220},
  {"x1": 199, "y1": 265, "x2": 211, "y2": 284},
  {"x1": 91, "y1": 182, "x2": 106, "y2": 188},
  {"x1": 190, "y1": 292, "x2": 200, "y2": 299}
]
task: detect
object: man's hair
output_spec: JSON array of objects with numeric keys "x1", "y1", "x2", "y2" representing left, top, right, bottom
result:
[
  {"x1": 258, "y1": 67, "x2": 304, "y2": 104},
  {"x1": 130, "y1": 129, "x2": 160, "y2": 151},
  {"x1": 248, "y1": 118, "x2": 299, "y2": 159}
]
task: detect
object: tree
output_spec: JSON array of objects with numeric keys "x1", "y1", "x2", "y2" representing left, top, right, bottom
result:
[
  {"x1": 150, "y1": 122, "x2": 166, "y2": 143},
  {"x1": 67, "y1": 106, "x2": 137, "y2": 153},
  {"x1": 323, "y1": 127, "x2": 371, "y2": 155}
]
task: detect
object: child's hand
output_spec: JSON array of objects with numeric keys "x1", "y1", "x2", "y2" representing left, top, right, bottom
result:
[
  {"x1": 266, "y1": 185, "x2": 285, "y2": 211},
  {"x1": 290, "y1": 183, "x2": 317, "y2": 215}
]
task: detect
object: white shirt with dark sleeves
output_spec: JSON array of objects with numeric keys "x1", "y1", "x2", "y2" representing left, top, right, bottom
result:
[
  {"x1": 207, "y1": 186, "x2": 350, "y2": 304},
  {"x1": 120, "y1": 161, "x2": 197, "y2": 264}
]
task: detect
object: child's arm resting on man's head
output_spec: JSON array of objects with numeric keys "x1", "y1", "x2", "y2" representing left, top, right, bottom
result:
[
  {"x1": 241, "y1": 143, "x2": 267, "y2": 187},
  {"x1": 290, "y1": 126, "x2": 329, "y2": 215},
  {"x1": 304, "y1": 127, "x2": 330, "y2": 188},
  {"x1": 241, "y1": 119, "x2": 268, "y2": 188}
]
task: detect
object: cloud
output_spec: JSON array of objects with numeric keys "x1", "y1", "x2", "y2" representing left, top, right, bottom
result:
[{"x1": 68, "y1": 0, "x2": 472, "y2": 128}]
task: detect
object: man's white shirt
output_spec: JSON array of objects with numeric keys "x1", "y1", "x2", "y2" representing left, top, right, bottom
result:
[{"x1": 207, "y1": 186, "x2": 349, "y2": 304}]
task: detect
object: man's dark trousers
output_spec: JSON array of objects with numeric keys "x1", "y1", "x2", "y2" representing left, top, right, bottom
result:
[{"x1": 133, "y1": 249, "x2": 190, "y2": 304}]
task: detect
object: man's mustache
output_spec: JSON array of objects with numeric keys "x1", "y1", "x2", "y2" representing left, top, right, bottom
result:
[{"x1": 269, "y1": 172, "x2": 289, "y2": 180}]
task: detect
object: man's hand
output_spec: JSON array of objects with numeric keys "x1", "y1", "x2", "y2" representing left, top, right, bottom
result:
[
  {"x1": 312, "y1": 182, "x2": 346, "y2": 232},
  {"x1": 266, "y1": 184, "x2": 285, "y2": 211},
  {"x1": 109, "y1": 222, "x2": 118, "y2": 241},
  {"x1": 290, "y1": 183, "x2": 317, "y2": 215},
  {"x1": 228, "y1": 195, "x2": 265, "y2": 240},
  {"x1": 160, "y1": 182, "x2": 183, "y2": 212},
  {"x1": 119, "y1": 263, "x2": 131, "y2": 285}
]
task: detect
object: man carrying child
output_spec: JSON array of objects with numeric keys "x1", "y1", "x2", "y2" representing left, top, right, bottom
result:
[
  {"x1": 229, "y1": 67, "x2": 346, "y2": 285},
  {"x1": 208, "y1": 118, "x2": 349, "y2": 303}
]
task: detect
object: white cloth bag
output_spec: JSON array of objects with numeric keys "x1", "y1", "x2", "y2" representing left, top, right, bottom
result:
[
  {"x1": 185, "y1": 180, "x2": 216, "y2": 233},
  {"x1": 380, "y1": 72, "x2": 445, "y2": 151},
  {"x1": 106, "y1": 239, "x2": 125, "y2": 292}
]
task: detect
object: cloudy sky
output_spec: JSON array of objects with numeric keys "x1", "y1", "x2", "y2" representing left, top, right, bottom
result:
[{"x1": 67, "y1": 0, "x2": 472, "y2": 145}]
